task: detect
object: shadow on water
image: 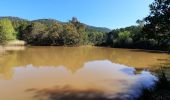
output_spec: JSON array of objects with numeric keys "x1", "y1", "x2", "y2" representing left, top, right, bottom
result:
[
  {"x1": 26, "y1": 86, "x2": 110, "y2": 100},
  {"x1": 129, "y1": 49, "x2": 167, "y2": 54},
  {"x1": 26, "y1": 85, "x2": 134, "y2": 100}
]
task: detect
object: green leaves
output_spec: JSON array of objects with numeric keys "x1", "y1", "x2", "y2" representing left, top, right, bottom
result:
[
  {"x1": 63, "y1": 23, "x2": 80, "y2": 45},
  {"x1": 0, "y1": 18, "x2": 16, "y2": 44},
  {"x1": 143, "y1": 0, "x2": 170, "y2": 49},
  {"x1": 118, "y1": 31, "x2": 131, "y2": 41}
]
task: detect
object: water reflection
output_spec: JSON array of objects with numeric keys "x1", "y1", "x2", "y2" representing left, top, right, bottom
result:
[
  {"x1": 0, "y1": 46, "x2": 169, "y2": 79},
  {"x1": 0, "y1": 60, "x2": 156, "y2": 100}
]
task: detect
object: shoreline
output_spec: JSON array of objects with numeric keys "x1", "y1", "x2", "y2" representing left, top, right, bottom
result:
[
  {"x1": 0, "y1": 45, "x2": 5, "y2": 53},
  {"x1": 0, "y1": 40, "x2": 26, "y2": 52},
  {"x1": 0, "y1": 43, "x2": 169, "y2": 55},
  {"x1": 0, "y1": 40, "x2": 169, "y2": 54}
]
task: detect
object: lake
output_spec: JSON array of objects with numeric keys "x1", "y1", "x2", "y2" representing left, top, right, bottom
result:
[{"x1": 0, "y1": 46, "x2": 169, "y2": 100}]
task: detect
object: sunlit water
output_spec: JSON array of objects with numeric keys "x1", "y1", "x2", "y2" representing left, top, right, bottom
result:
[{"x1": 0, "y1": 46, "x2": 169, "y2": 100}]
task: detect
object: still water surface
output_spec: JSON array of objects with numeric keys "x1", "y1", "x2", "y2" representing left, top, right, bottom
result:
[{"x1": 0, "y1": 46, "x2": 169, "y2": 100}]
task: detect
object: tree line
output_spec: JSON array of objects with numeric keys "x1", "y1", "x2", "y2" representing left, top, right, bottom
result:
[
  {"x1": 105, "y1": 0, "x2": 170, "y2": 51},
  {"x1": 0, "y1": 0, "x2": 169, "y2": 50},
  {"x1": 0, "y1": 17, "x2": 107, "y2": 46}
]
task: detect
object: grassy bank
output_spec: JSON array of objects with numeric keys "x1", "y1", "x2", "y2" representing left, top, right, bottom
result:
[{"x1": 6, "y1": 40, "x2": 26, "y2": 46}]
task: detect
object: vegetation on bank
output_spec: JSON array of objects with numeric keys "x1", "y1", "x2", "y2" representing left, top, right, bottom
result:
[
  {"x1": 0, "y1": 0, "x2": 169, "y2": 51},
  {"x1": 138, "y1": 68, "x2": 170, "y2": 100},
  {"x1": 108, "y1": 0, "x2": 170, "y2": 50},
  {"x1": 0, "y1": 18, "x2": 16, "y2": 44},
  {"x1": 0, "y1": 17, "x2": 108, "y2": 46}
]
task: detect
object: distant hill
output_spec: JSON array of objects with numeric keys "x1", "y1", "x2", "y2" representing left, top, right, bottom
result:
[
  {"x1": 0, "y1": 16, "x2": 28, "y2": 22},
  {"x1": 0, "y1": 16, "x2": 111, "y2": 33},
  {"x1": 85, "y1": 25, "x2": 111, "y2": 33},
  {"x1": 32, "y1": 19, "x2": 63, "y2": 27},
  {"x1": 33, "y1": 19, "x2": 111, "y2": 33}
]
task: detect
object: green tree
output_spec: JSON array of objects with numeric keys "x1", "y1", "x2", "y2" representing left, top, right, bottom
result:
[
  {"x1": 22, "y1": 22, "x2": 47, "y2": 44},
  {"x1": 48, "y1": 23, "x2": 64, "y2": 45},
  {"x1": 63, "y1": 23, "x2": 80, "y2": 45},
  {"x1": 88, "y1": 31, "x2": 106, "y2": 45},
  {"x1": 118, "y1": 31, "x2": 131, "y2": 41},
  {"x1": 17, "y1": 21, "x2": 29, "y2": 40},
  {"x1": 0, "y1": 18, "x2": 16, "y2": 44},
  {"x1": 70, "y1": 17, "x2": 87, "y2": 45},
  {"x1": 143, "y1": 0, "x2": 170, "y2": 49},
  {"x1": 116, "y1": 31, "x2": 133, "y2": 47}
]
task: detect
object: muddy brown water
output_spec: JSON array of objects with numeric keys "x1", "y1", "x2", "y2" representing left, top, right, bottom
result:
[{"x1": 0, "y1": 46, "x2": 169, "y2": 100}]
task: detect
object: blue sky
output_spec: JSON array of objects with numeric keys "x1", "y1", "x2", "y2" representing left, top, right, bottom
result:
[{"x1": 0, "y1": 0, "x2": 153, "y2": 29}]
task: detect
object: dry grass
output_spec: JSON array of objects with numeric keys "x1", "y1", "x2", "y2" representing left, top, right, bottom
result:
[{"x1": 6, "y1": 40, "x2": 26, "y2": 46}]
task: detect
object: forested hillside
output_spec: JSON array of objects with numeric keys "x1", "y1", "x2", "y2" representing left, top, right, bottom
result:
[{"x1": 0, "y1": 17, "x2": 110, "y2": 46}]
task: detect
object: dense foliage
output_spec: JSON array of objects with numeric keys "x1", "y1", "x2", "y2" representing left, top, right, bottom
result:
[
  {"x1": 142, "y1": 0, "x2": 170, "y2": 50},
  {"x1": 106, "y1": 25, "x2": 144, "y2": 48},
  {"x1": 0, "y1": 18, "x2": 16, "y2": 44},
  {"x1": 0, "y1": 17, "x2": 108, "y2": 46},
  {"x1": 106, "y1": 0, "x2": 170, "y2": 50}
]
